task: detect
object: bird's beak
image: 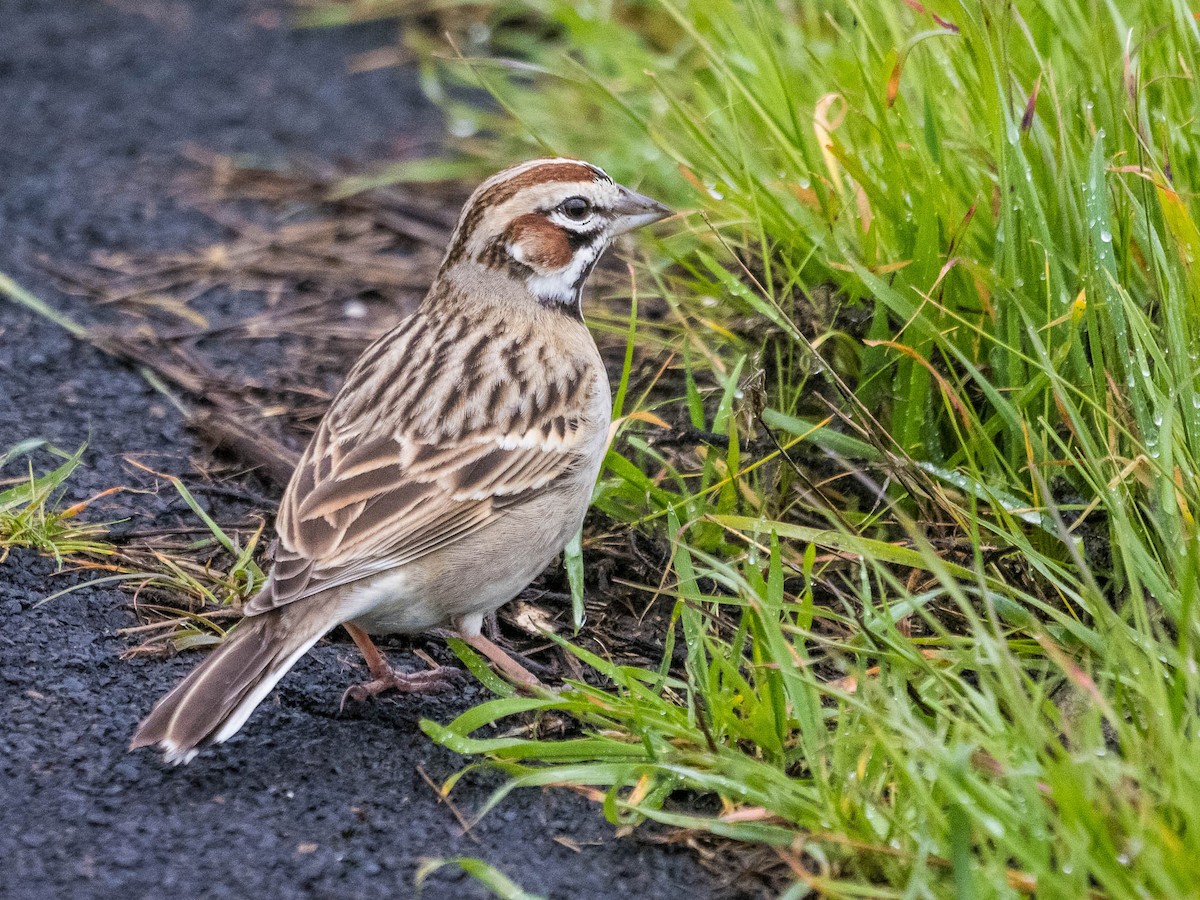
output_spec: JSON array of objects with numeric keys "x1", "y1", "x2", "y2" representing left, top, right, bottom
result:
[{"x1": 611, "y1": 186, "x2": 671, "y2": 235}]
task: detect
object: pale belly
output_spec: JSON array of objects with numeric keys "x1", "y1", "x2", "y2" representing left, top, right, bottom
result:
[
  {"x1": 341, "y1": 482, "x2": 590, "y2": 636},
  {"x1": 338, "y1": 355, "x2": 610, "y2": 638}
]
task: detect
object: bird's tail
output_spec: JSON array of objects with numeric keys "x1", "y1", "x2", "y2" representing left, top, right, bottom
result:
[{"x1": 130, "y1": 608, "x2": 328, "y2": 764}]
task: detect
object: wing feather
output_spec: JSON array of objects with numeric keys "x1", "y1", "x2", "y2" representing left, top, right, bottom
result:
[{"x1": 243, "y1": 304, "x2": 603, "y2": 616}]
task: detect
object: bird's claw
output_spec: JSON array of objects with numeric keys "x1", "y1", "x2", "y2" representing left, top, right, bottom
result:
[{"x1": 339, "y1": 665, "x2": 465, "y2": 712}]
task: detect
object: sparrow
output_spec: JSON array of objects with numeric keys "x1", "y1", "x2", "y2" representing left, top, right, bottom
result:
[{"x1": 131, "y1": 159, "x2": 670, "y2": 763}]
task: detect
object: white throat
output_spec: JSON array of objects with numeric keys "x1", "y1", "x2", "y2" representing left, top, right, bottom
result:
[{"x1": 512, "y1": 240, "x2": 604, "y2": 306}]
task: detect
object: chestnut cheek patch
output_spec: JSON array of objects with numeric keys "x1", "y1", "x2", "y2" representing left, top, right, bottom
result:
[{"x1": 508, "y1": 215, "x2": 575, "y2": 271}]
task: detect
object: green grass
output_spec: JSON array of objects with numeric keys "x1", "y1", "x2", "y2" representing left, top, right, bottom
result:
[
  {"x1": 0, "y1": 434, "x2": 266, "y2": 653},
  {"x1": 0, "y1": 273, "x2": 264, "y2": 648},
  {"x1": 310, "y1": 0, "x2": 1200, "y2": 894},
  {"x1": 107, "y1": 469, "x2": 267, "y2": 652},
  {"x1": 0, "y1": 440, "x2": 115, "y2": 564},
  {"x1": 48, "y1": 469, "x2": 268, "y2": 653},
  {"x1": 415, "y1": 857, "x2": 544, "y2": 899}
]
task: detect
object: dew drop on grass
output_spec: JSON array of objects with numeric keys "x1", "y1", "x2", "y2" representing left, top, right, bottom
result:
[
  {"x1": 1063, "y1": 863, "x2": 1075, "y2": 875},
  {"x1": 1100, "y1": 229, "x2": 1112, "y2": 243},
  {"x1": 979, "y1": 815, "x2": 1004, "y2": 838}
]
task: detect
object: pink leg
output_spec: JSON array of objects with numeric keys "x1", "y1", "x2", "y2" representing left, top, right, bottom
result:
[
  {"x1": 340, "y1": 623, "x2": 460, "y2": 708},
  {"x1": 461, "y1": 632, "x2": 542, "y2": 689}
]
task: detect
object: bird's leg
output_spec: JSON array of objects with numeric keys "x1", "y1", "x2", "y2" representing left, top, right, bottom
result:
[
  {"x1": 462, "y1": 633, "x2": 543, "y2": 689},
  {"x1": 340, "y1": 622, "x2": 461, "y2": 709}
]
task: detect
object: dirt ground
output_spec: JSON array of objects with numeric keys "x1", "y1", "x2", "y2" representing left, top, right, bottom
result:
[{"x1": 0, "y1": 2, "x2": 721, "y2": 897}]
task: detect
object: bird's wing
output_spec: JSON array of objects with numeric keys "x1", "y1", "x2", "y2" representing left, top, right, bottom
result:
[{"x1": 243, "y1": 307, "x2": 602, "y2": 615}]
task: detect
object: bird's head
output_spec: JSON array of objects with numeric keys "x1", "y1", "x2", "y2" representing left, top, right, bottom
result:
[{"x1": 440, "y1": 158, "x2": 670, "y2": 310}]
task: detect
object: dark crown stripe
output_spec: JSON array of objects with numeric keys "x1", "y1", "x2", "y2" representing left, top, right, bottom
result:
[{"x1": 442, "y1": 161, "x2": 608, "y2": 267}]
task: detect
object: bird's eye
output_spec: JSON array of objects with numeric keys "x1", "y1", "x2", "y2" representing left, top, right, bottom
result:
[{"x1": 559, "y1": 196, "x2": 592, "y2": 221}]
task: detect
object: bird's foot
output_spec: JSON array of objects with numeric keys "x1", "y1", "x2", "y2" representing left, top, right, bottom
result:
[
  {"x1": 339, "y1": 664, "x2": 463, "y2": 711},
  {"x1": 340, "y1": 621, "x2": 465, "y2": 710}
]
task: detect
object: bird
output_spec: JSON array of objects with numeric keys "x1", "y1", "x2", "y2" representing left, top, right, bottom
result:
[{"x1": 130, "y1": 158, "x2": 671, "y2": 764}]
